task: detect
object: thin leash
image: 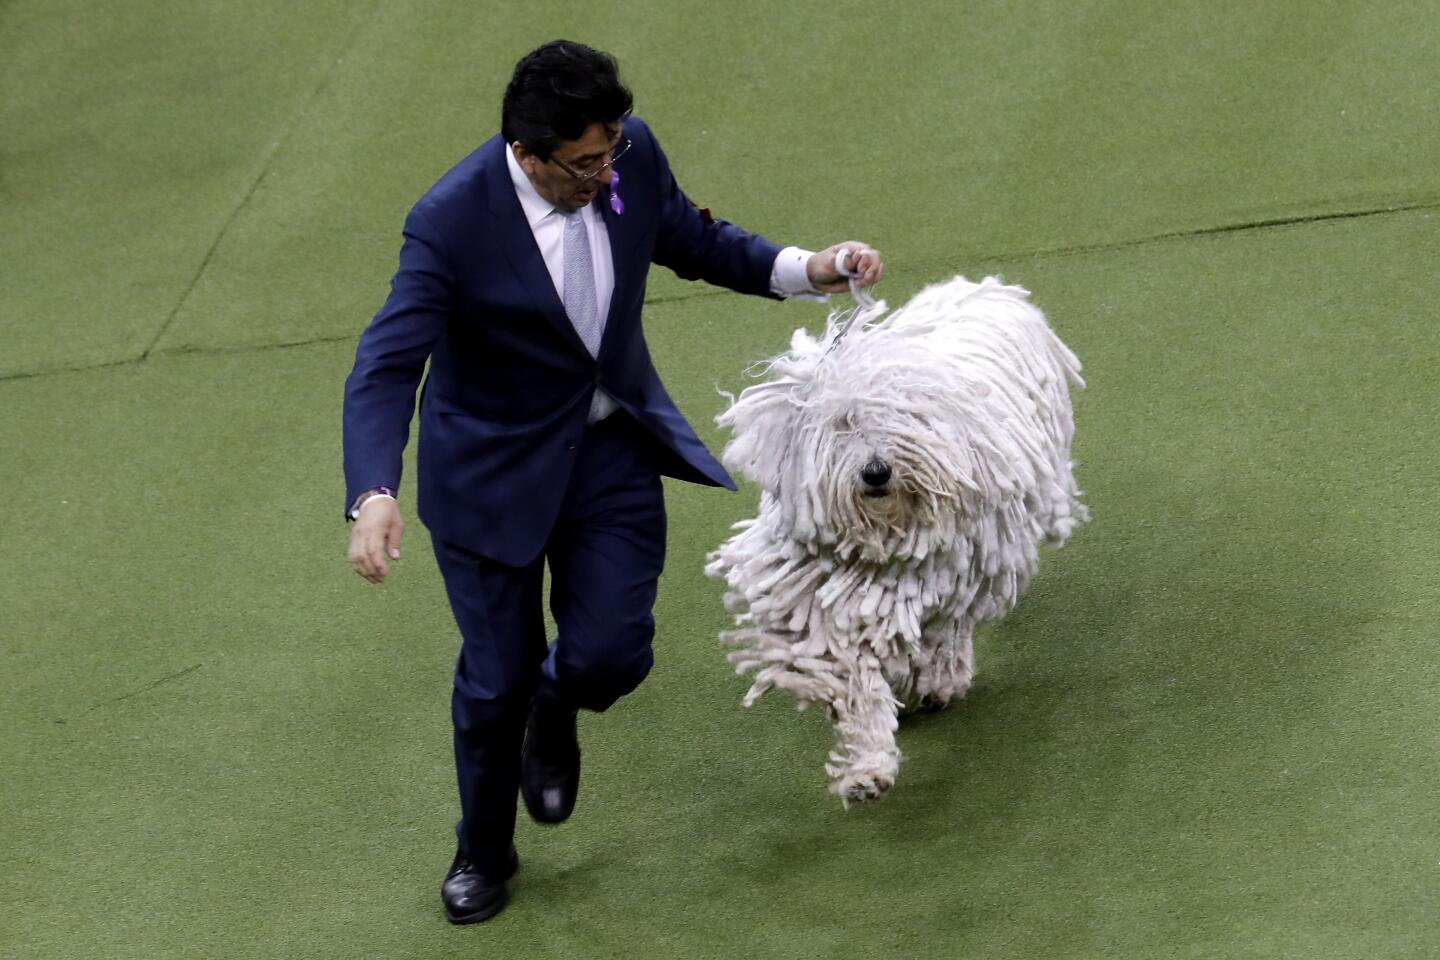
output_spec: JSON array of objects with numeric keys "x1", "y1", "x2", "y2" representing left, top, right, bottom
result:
[{"x1": 824, "y1": 247, "x2": 880, "y2": 355}]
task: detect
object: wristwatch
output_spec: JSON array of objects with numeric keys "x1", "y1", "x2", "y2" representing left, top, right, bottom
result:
[{"x1": 348, "y1": 486, "x2": 397, "y2": 521}]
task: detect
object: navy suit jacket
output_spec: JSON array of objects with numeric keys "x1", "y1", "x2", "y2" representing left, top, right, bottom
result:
[{"x1": 342, "y1": 117, "x2": 782, "y2": 566}]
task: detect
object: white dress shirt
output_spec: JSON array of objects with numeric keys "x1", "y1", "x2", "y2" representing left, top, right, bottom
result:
[{"x1": 503, "y1": 143, "x2": 822, "y2": 423}]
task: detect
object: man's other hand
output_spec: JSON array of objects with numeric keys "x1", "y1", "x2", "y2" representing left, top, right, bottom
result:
[
  {"x1": 807, "y1": 241, "x2": 884, "y2": 293},
  {"x1": 348, "y1": 496, "x2": 404, "y2": 583}
]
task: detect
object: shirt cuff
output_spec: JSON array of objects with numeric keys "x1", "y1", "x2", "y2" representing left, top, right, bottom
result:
[{"x1": 769, "y1": 246, "x2": 829, "y2": 302}]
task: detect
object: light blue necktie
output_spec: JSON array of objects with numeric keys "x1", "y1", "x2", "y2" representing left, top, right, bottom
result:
[{"x1": 560, "y1": 208, "x2": 602, "y2": 357}]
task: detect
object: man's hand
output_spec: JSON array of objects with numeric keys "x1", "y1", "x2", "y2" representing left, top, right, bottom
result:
[
  {"x1": 348, "y1": 496, "x2": 404, "y2": 584},
  {"x1": 807, "y1": 241, "x2": 884, "y2": 293}
]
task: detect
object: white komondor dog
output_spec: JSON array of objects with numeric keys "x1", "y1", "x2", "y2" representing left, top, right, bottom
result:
[{"x1": 705, "y1": 275, "x2": 1086, "y2": 804}]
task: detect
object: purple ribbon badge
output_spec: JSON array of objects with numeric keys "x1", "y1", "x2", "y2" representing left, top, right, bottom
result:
[{"x1": 609, "y1": 170, "x2": 624, "y2": 216}]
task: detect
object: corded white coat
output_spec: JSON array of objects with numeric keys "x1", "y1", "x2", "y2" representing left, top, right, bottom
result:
[{"x1": 706, "y1": 275, "x2": 1087, "y2": 803}]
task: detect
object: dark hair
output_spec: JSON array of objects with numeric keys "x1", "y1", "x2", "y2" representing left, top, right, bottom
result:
[{"x1": 501, "y1": 40, "x2": 633, "y2": 160}]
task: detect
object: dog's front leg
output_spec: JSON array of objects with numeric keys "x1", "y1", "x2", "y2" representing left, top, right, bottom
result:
[
  {"x1": 917, "y1": 617, "x2": 976, "y2": 710},
  {"x1": 824, "y1": 654, "x2": 902, "y2": 804}
]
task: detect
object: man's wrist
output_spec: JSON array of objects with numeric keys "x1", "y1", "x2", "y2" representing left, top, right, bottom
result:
[{"x1": 349, "y1": 486, "x2": 397, "y2": 521}]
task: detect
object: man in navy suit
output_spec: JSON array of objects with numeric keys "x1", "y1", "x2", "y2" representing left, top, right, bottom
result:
[{"x1": 343, "y1": 40, "x2": 883, "y2": 923}]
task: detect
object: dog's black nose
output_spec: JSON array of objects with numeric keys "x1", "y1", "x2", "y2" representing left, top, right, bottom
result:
[{"x1": 860, "y1": 460, "x2": 891, "y2": 488}]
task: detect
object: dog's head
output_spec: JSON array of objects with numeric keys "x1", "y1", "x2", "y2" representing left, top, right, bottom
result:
[{"x1": 718, "y1": 284, "x2": 1035, "y2": 561}]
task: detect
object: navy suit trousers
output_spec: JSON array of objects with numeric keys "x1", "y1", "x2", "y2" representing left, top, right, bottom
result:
[{"x1": 430, "y1": 412, "x2": 667, "y2": 876}]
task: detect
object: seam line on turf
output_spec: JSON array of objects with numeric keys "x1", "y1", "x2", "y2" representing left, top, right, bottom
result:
[
  {"x1": 3, "y1": 195, "x2": 1436, "y2": 384},
  {"x1": 53, "y1": 663, "x2": 204, "y2": 724},
  {"x1": 969, "y1": 197, "x2": 1440, "y2": 265},
  {"x1": 136, "y1": 0, "x2": 385, "y2": 363}
]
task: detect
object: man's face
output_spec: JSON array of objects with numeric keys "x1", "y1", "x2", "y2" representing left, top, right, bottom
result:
[{"x1": 514, "y1": 121, "x2": 622, "y2": 212}]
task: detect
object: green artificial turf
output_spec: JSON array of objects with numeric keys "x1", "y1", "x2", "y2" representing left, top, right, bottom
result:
[{"x1": 3, "y1": 1, "x2": 1439, "y2": 958}]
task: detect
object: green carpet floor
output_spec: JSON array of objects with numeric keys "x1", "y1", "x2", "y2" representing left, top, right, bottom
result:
[{"x1": 3, "y1": 2, "x2": 1438, "y2": 958}]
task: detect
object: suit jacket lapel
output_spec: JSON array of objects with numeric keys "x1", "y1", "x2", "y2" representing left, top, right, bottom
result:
[{"x1": 483, "y1": 138, "x2": 592, "y2": 358}]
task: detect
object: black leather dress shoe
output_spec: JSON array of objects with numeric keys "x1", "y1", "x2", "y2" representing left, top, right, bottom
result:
[
  {"x1": 520, "y1": 706, "x2": 580, "y2": 824},
  {"x1": 441, "y1": 845, "x2": 518, "y2": 925}
]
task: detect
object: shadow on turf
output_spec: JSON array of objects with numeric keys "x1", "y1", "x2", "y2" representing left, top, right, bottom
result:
[
  {"x1": 685, "y1": 488, "x2": 1369, "y2": 895},
  {"x1": 301, "y1": 470, "x2": 1371, "y2": 946}
]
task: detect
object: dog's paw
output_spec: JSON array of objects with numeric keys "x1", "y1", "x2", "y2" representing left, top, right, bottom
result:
[
  {"x1": 832, "y1": 759, "x2": 898, "y2": 804},
  {"x1": 898, "y1": 694, "x2": 949, "y2": 717},
  {"x1": 918, "y1": 674, "x2": 973, "y2": 707},
  {"x1": 840, "y1": 772, "x2": 892, "y2": 803}
]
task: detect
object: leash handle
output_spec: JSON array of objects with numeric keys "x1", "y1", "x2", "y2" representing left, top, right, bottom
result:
[{"x1": 834, "y1": 247, "x2": 877, "y2": 310}]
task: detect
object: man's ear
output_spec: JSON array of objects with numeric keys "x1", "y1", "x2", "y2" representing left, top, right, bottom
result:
[{"x1": 511, "y1": 142, "x2": 539, "y2": 177}]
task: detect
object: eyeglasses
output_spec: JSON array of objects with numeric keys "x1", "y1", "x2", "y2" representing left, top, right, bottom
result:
[{"x1": 550, "y1": 137, "x2": 632, "y2": 183}]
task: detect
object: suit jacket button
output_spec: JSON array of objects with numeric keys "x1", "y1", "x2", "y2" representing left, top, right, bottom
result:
[{"x1": 566, "y1": 441, "x2": 577, "y2": 450}]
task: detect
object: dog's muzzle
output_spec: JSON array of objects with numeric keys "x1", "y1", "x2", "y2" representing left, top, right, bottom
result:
[{"x1": 860, "y1": 459, "x2": 892, "y2": 498}]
